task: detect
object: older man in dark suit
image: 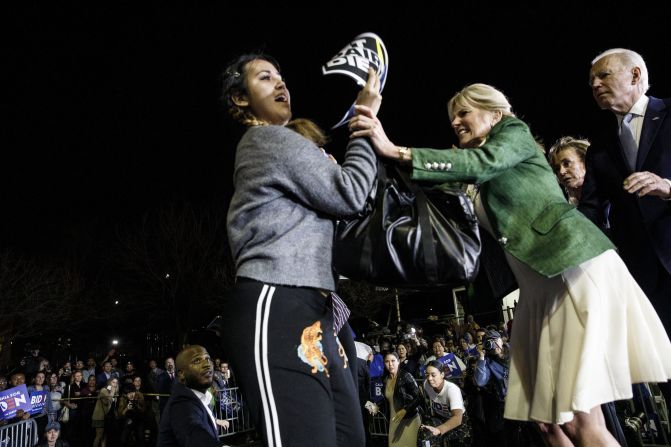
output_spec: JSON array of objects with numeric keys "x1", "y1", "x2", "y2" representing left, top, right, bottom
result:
[
  {"x1": 583, "y1": 48, "x2": 671, "y2": 333},
  {"x1": 158, "y1": 345, "x2": 227, "y2": 447},
  {"x1": 158, "y1": 357, "x2": 178, "y2": 414}
]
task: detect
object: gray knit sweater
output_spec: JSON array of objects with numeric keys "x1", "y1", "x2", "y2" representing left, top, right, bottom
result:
[{"x1": 227, "y1": 125, "x2": 377, "y2": 291}]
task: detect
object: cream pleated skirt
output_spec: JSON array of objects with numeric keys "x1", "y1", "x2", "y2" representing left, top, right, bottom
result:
[
  {"x1": 502, "y1": 248, "x2": 671, "y2": 424},
  {"x1": 473, "y1": 195, "x2": 671, "y2": 424}
]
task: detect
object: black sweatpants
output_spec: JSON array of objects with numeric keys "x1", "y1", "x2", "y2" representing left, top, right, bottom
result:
[{"x1": 220, "y1": 280, "x2": 365, "y2": 447}]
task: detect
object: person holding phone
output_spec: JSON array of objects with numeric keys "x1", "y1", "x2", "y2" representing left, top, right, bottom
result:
[{"x1": 92, "y1": 378, "x2": 118, "y2": 447}]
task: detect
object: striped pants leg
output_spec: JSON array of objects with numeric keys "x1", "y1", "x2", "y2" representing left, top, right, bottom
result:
[{"x1": 221, "y1": 280, "x2": 364, "y2": 447}]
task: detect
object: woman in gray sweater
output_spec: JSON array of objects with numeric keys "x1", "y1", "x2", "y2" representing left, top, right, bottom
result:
[{"x1": 220, "y1": 53, "x2": 381, "y2": 447}]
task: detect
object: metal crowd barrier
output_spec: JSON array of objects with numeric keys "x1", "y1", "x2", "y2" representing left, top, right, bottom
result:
[
  {"x1": 625, "y1": 382, "x2": 671, "y2": 446},
  {"x1": 369, "y1": 403, "x2": 389, "y2": 438},
  {"x1": 367, "y1": 380, "x2": 671, "y2": 446},
  {"x1": 213, "y1": 386, "x2": 255, "y2": 438},
  {"x1": 0, "y1": 418, "x2": 38, "y2": 447}
]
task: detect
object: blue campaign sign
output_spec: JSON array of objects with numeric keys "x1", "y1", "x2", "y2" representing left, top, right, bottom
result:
[
  {"x1": 0, "y1": 385, "x2": 32, "y2": 420},
  {"x1": 438, "y1": 353, "x2": 462, "y2": 378},
  {"x1": 370, "y1": 377, "x2": 385, "y2": 404},
  {"x1": 368, "y1": 354, "x2": 385, "y2": 378},
  {"x1": 28, "y1": 389, "x2": 49, "y2": 415}
]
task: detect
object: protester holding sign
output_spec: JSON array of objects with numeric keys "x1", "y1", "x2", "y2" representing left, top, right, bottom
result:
[
  {"x1": 219, "y1": 51, "x2": 381, "y2": 447},
  {"x1": 322, "y1": 32, "x2": 388, "y2": 128},
  {"x1": 351, "y1": 82, "x2": 671, "y2": 446}
]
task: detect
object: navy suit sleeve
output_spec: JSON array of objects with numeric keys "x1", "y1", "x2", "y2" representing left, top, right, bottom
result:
[
  {"x1": 578, "y1": 147, "x2": 608, "y2": 228},
  {"x1": 169, "y1": 399, "x2": 221, "y2": 447}
]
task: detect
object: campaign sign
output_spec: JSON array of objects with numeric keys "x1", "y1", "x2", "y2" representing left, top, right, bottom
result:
[
  {"x1": 322, "y1": 32, "x2": 389, "y2": 128},
  {"x1": 438, "y1": 353, "x2": 462, "y2": 378},
  {"x1": 465, "y1": 346, "x2": 479, "y2": 358},
  {"x1": 370, "y1": 376, "x2": 385, "y2": 403},
  {"x1": 368, "y1": 353, "x2": 385, "y2": 378},
  {"x1": 0, "y1": 385, "x2": 32, "y2": 419},
  {"x1": 28, "y1": 389, "x2": 49, "y2": 415},
  {"x1": 420, "y1": 353, "x2": 463, "y2": 379}
]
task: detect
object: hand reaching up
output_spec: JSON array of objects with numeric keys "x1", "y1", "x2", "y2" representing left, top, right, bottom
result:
[{"x1": 354, "y1": 68, "x2": 382, "y2": 116}]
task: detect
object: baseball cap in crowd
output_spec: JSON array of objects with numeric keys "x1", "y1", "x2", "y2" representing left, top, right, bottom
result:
[
  {"x1": 485, "y1": 330, "x2": 501, "y2": 341},
  {"x1": 45, "y1": 421, "x2": 61, "y2": 432}
]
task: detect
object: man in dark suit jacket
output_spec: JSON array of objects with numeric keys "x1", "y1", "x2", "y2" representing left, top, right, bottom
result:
[
  {"x1": 158, "y1": 357, "x2": 178, "y2": 414},
  {"x1": 583, "y1": 48, "x2": 671, "y2": 333},
  {"x1": 95, "y1": 361, "x2": 113, "y2": 390},
  {"x1": 157, "y1": 345, "x2": 225, "y2": 447}
]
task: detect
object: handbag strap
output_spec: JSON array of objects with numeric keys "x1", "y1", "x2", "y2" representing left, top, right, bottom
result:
[
  {"x1": 360, "y1": 161, "x2": 388, "y2": 273},
  {"x1": 390, "y1": 164, "x2": 440, "y2": 283}
]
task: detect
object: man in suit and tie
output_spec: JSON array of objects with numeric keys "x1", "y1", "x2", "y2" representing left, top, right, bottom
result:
[
  {"x1": 158, "y1": 357, "x2": 178, "y2": 414},
  {"x1": 582, "y1": 48, "x2": 671, "y2": 337},
  {"x1": 158, "y1": 345, "x2": 227, "y2": 447},
  {"x1": 584, "y1": 46, "x2": 671, "y2": 413},
  {"x1": 95, "y1": 361, "x2": 113, "y2": 390}
]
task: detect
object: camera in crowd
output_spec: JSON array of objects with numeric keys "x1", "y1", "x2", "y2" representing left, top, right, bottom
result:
[
  {"x1": 621, "y1": 411, "x2": 647, "y2": 447},
  {"x1": 403, "y1": 327, "x2": 417, "y2": 340},
  {"x1": 624, "y1": 412, "x2": 645, "y2": 432},
  {"x1": 483, "y1": 330, "x2": 501, "y2": 353}
]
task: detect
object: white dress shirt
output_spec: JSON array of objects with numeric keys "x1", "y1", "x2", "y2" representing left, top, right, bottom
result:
[{"x1": 191, "y1": 388, "x2": 218, "y2": 432}]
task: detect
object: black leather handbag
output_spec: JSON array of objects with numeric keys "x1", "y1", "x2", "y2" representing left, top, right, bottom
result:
[{"x1": 333, "y1": 161, "x2": 481, "y2": 287}]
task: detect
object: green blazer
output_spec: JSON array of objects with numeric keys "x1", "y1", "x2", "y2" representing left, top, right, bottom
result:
[{"x1": 411, "y1": 116, "x2": 614, "y2": 277}]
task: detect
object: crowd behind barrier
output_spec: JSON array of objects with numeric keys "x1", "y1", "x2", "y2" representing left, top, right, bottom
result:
[
  {"x1": 0, "y1": 349, "x2": 261, "y2": 446},
  {"x1": 2, "y1": 310, "x2": 671, "y2": 446},
  {"x1": 365, "y1": 376, "x2": 671, "y2": 447}
]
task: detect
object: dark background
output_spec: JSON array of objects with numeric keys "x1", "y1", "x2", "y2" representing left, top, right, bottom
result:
[
  {"x1": 5, "y1": 4, "x2": 671, "y2": 254},
  {"x1": 3, "y1": 4, "x2": 671, "y2": 358}
]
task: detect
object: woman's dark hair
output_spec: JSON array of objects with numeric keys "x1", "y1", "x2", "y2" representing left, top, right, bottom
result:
[
  {"x1": 383, "y1": 351, "x2": 400, "y2": 377},
  {"x1": 122, "y1": 383, "x2": 136, "y2": 395},
  {"x1": 384, "y1": 351, "x2": 400, "y2": 361},
  {"x1": 426, "y1": 360, "x2": 445, "y2": 374},
  {"x1": 221, "y1": 53, "x2": 281, "y2": 126}
]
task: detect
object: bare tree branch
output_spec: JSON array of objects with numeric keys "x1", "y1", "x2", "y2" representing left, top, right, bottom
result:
[{"x1": 109, "y1": 201, "x2": 234, "y2": 345}]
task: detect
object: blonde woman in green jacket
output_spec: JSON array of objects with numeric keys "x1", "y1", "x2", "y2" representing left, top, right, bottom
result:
[{"x1": 350, "y1": 83, "x2": 671, "y2": 447}]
